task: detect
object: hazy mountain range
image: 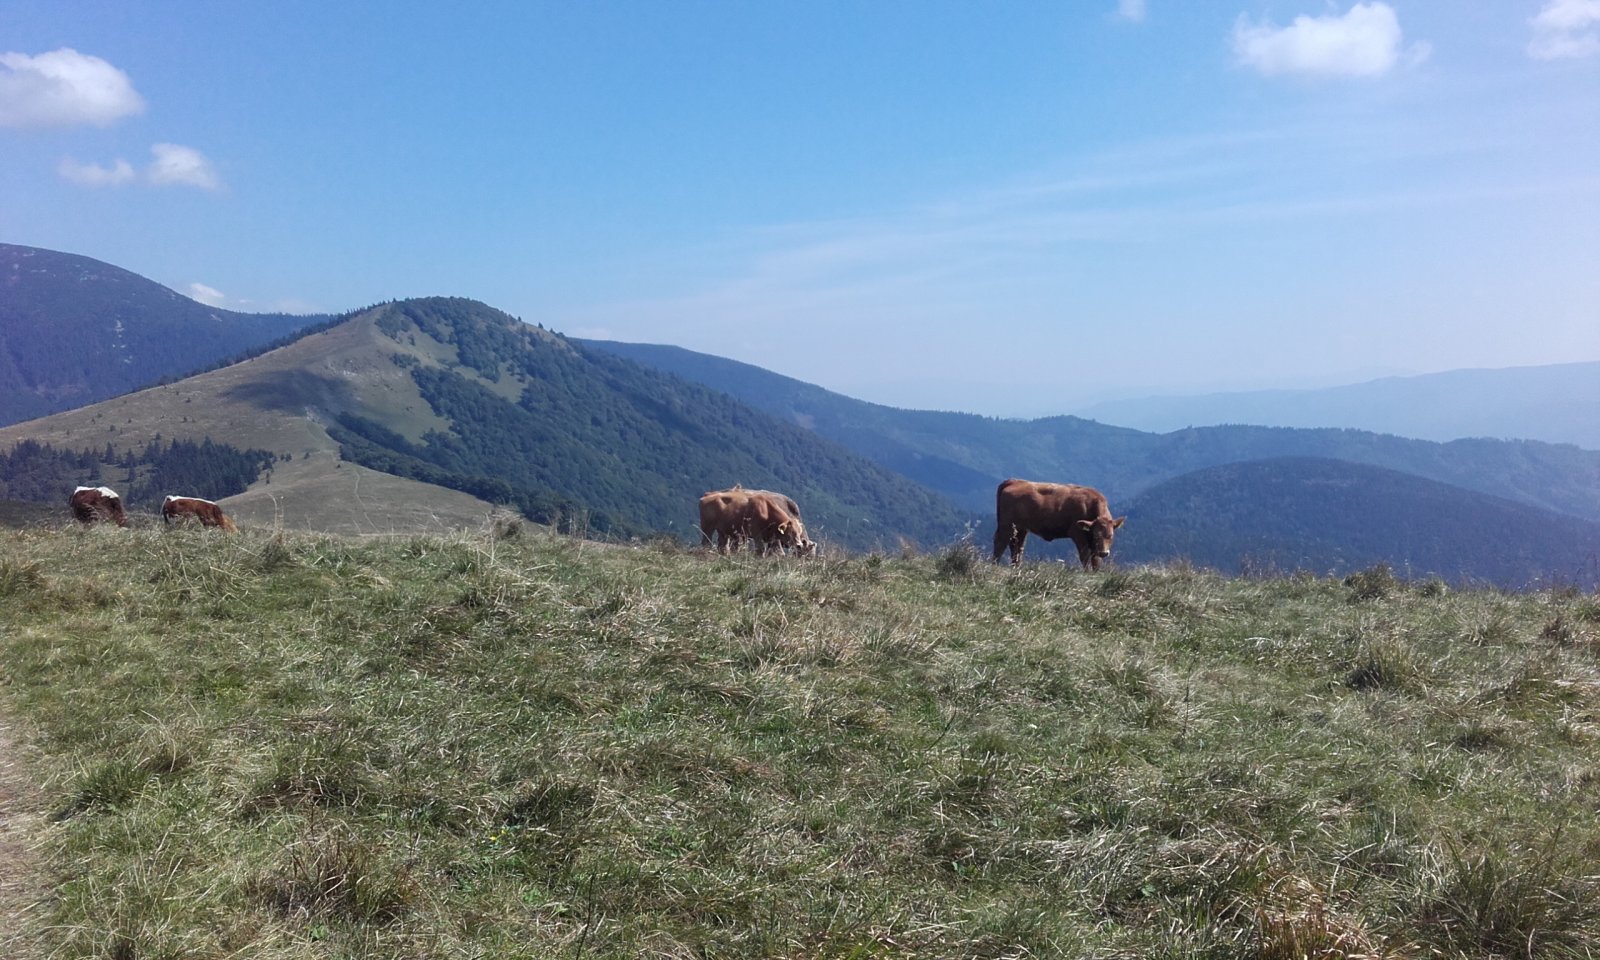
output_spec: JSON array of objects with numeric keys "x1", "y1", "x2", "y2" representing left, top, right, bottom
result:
[
  {"x1": 581, "y1": 341, "x2": 1600, "y2": 524},
  {"x1": 1074, "y1": 364, "x2": 1600, "y2": 450},
  {"x1": 1, "y1": 243, "x2": 1596, "y2": 585}
]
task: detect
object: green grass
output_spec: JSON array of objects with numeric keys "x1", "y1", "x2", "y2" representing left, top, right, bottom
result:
[{"x1": 2, "y1": 527, "x2": 1598, "y2": 958}]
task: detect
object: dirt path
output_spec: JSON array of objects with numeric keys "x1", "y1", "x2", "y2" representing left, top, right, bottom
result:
[{"x1": 0, "y1": 712, "x2": 47, "y2": 955}]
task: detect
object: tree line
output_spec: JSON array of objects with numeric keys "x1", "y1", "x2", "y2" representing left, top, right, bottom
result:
[{"x1": 0, "y1": 438, "x2": 276, "y2": 508}]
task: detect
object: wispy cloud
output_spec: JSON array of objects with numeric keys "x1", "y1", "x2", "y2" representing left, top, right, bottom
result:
[
  {"x1": 61, "y1": 143, "x2": 225, "y2": 191},
  {"x1": 187, "y1": 282, "x2": 227, "y2": 307},
  {"x1": 1232, "y1": 3, "x2": 1428, "y2": 78},
  {"x1": 1115, "y1": 0, "x2": 1147, "y2": 23},
  {"x1": 1528, "y1": 0, "x2": 1600, "y2": 59},
  {"x1": 558, "y1": 114, "x2": 1596, "y2": 374},
  {"x1": 185, "y1": 283, "x2": 318, "y2": 314},
  {"x1": 57, "y1": 156, "x2": 135, "y2": 187},
  {"x1": 147, "y1": 143, "x2": 222, "y2": 190},
  {"x1": 0, "y1": 47, "x2": 144, "y2": 129}
]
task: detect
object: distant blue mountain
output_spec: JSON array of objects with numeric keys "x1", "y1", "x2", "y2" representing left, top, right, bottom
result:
[
  {"x1": 1074, "y1": 363, "x2": 1600, "y2": 450},
  {"x1": 1119, "y1": 457, "x2": 1600, "y2": 590}
]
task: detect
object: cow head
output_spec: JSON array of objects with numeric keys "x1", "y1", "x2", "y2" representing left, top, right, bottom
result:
[
  {"x1": 1075, "y1": 515, "x2": 1125, "y2": 560},
  {"x1": 776, "y1": 519, "x2": 817, "y2": 557}
]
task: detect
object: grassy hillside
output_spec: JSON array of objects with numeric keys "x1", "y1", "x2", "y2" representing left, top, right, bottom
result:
[
  {"x1": 0, "y1": 298, "x2": 968, "y2": 546},
  {"x1": 1077, "y1": 361, "x2": 1600, "y2": 450},
  {"x1": 0, "y1": 243, "x2": 327, "y2": 426},
  {"x1": 1119, "y1": 457, "x2": 1600, "y2": 589},
  {"x1": 3, "y1": 526, "x2": 1599, "y2": 958},
  {"x1": 0, "y1": 498, "x2": 55, "y2": 528},
  {"x1": 584, "y1": 340, "x2": 1600, "y2": 523},
  {"x1": 0, "y1": 300, "x2": 501, "y2": 534}
]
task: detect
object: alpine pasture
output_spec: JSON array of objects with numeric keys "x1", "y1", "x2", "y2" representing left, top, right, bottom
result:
[{"x1": 2, "y1": 521, "x2": 1598, "y2": 958}]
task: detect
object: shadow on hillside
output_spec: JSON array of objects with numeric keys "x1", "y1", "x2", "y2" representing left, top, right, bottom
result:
[{"x1": 220, "y1": 371, "x2": 355, "y2": 415}]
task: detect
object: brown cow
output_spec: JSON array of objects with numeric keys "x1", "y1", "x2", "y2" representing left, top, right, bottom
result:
[
  {"x1": 699, "y1": 487, "x2": 815, "y2": 556},
  {"x1": 163, "y1": 495, "x2": 237, "y2": 532},
  {"x1": 993, "y1": 478, "x2": 1124, "y2": 569},
  {"x1": 745, "y1": 488, "x2": 802, "y2": 519},
  {"x1": 69, "y1": 485, "x2": 128, "y2": 527}
]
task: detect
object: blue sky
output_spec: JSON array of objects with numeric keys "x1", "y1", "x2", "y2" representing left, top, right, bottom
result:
[{"x1": 2, "y1": 1, "x2": 1596, "y2": 415}]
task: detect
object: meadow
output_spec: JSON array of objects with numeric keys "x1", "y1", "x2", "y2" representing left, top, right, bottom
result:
[{"x1": 1, "y1": 521, "x2": 1598, "y2": 958}]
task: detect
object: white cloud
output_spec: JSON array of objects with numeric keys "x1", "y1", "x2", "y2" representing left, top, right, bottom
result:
[
  {"x1": 1116, "y1": 0, "x2": 1147, "y2": 23},
  {"x1": 56, "y1": 143, "x2": 225, "y2": 191},
  {"x1": 1529, "y1": 0, "x2": 1600, "y2": 59},
  {"x1": 146, "y1": 143, "x2": 222, "y2": 190},
  {"x1": 184, "y1": 284, "x2": 320, "y2": 314},
  {"x1": 57, "y1": 156, "x2": 135, "y2": 187},
  {"x1": 0, "y1": 48, "x2": 144, "y2": 129},
  {"x1": 1232, "y1": 3, "x2": 1427, "y2": 78},
  {"x1": 187, "y1": 283, "x2": 227, "y2": 307}
]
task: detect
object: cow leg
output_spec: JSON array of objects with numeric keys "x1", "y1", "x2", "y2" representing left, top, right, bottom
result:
[
  {"x1": 1009, "y1": 530, "x2": 1027, "y2": 565},
  {"x1": 992, "y1": 524, "x2": 1011, "y2": 563},
  {"x1": 1076, "y1": 542, "x2": 1094, "y2": 570}
]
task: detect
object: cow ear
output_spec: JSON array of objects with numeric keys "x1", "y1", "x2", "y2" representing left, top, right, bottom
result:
[
  {"x1": 1076, "y1": 519, "x2": 1095, "y2": 531},
  {"x1": 1112, "y1": 516, "x2": 1126, "y2": 529}
]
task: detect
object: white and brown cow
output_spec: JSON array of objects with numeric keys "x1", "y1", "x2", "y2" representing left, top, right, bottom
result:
[{"x1": 69, "y1": 485, "x2": 128, "y2": 527}]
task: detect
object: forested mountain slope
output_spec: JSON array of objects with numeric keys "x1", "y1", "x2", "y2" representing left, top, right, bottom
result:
[
  {"x1": 584, "y1": 340, "x2": 1600, "y2": 523},
  {"x1": 1118, "y1": 456, "x2": 1600, "y2": 589}
]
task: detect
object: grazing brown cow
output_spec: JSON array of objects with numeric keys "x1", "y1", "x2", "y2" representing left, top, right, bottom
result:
[
  {"x1": 699, "y1": 487, "x2": 815, "y2": 556},
  {"x1": 740, "y1": 487, "x2": 814, "y2": 555},
  {"x1": 993, "y1": 478, "x2": 1124, "y2": 569},
  {"x1": 745, "y1": 488, "x2": 802, "y2": 519},
  {"x1": 162, "y1": 495, "x2": 237, "y2": 532},
  {"x1": 69, "y1": 485, "x2": 128, "y2": 527}
]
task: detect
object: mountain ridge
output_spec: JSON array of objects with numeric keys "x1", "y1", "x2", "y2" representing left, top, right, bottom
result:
[
  {"x1": 0, "y1": 243, "x2": 329, "y2": 426},
  {"x1": 1118, "y1": 456, "x2": 1600, "y2": 589},
  {"x1": 582, "y1": 339, "x2": 1600, "y2": 523},
  {"x1": 1073, "y1": 361, "x2": 1600, "y2": 449}
]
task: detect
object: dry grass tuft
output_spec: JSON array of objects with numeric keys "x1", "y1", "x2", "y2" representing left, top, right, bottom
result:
[{"x1": 1252, "y1": 875, "x2": 1395, "y2": 960}]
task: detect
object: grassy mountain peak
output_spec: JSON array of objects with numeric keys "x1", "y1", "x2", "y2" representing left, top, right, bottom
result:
[{"x1": 1, "y1": 297, "x2": 969, "y2": 545}]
